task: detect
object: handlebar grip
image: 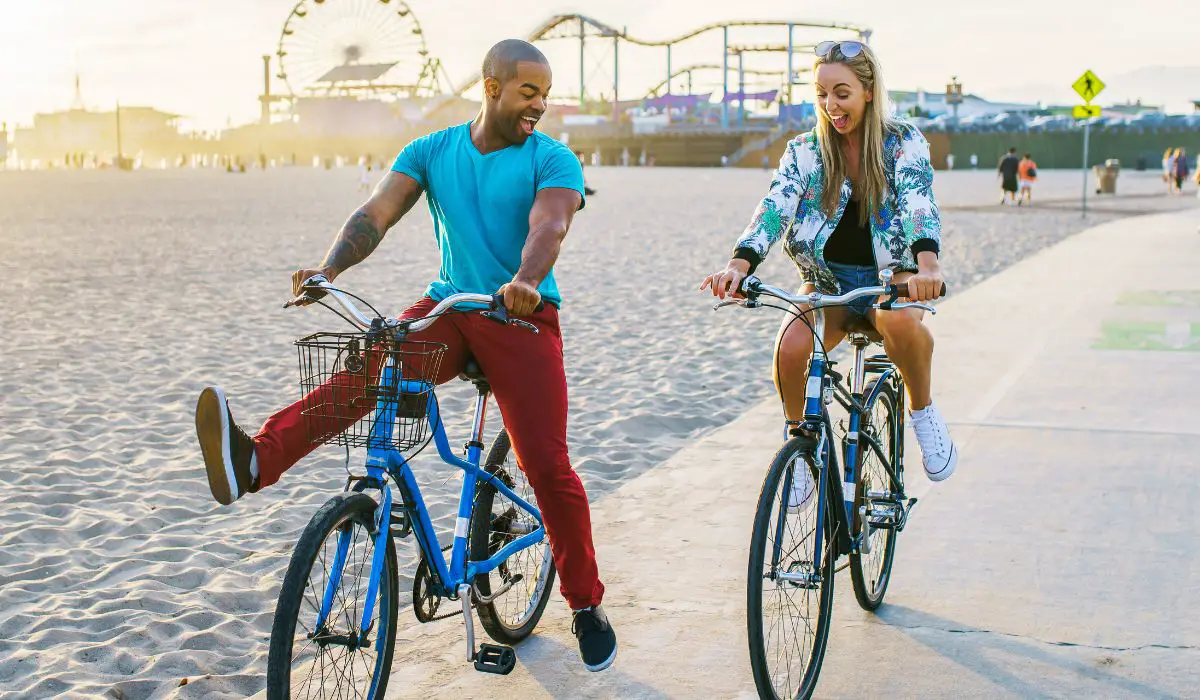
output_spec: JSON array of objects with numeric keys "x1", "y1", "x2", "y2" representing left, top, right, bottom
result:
[
  {"x1": 490, "y1": 293, "x2": 545, "y2": 314},
  {"x1": 893, "y1": 282, "x2": 947, "y2": 299}
]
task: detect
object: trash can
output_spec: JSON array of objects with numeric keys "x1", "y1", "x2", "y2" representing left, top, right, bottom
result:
[{"x1": 1093, "y1": 158, "x2": 1120, "y2": 195}]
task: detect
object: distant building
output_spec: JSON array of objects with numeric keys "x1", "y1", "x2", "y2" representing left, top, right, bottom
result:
[
  {"x1": 889, "y1": 90, "x2": 1039, "y2": 119},
  {"x1": 13, "y1": 106, "x2": 186, "y2": 164}
]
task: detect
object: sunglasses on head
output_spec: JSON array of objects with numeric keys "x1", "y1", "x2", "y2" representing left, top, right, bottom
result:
[{"x1": 815, "y1": 40, "x2": 865, "y2": 59}]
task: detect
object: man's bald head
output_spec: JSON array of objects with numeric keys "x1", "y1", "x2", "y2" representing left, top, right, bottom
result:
[{"x1": 481, "y1": 39, "x2": 549, "y2": 84}]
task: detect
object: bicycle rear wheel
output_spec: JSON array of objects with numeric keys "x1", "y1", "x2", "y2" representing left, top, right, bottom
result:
[
  {"x1": 267, "y1": 492, "x2": 398, "y2": 700},
  {"x1": 470, "y1": 429, "x2": 557, "y2": 643},
  {"x1": 747, "y1": 436, "x2": 837, "y2": 700},
  {"x1": 850, "y1": 379, "x2": 900, "y2": 611}
]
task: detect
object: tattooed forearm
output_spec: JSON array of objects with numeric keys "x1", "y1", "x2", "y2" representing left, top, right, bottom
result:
[{"x1": 320, "y1": 209, "x2": 385, "y2": 275}]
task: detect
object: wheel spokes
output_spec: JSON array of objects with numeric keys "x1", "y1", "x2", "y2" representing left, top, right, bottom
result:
[
  {"x1": 759, "y1": 455, "x2": 826, "y2": 698},
  {"x1": 291, "y1": 513, "x2": 386, "y2": 698}
]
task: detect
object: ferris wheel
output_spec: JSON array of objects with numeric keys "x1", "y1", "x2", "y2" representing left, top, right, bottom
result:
[{"x1": 275, "y1": 0, "x2": 440, "y2": 97}]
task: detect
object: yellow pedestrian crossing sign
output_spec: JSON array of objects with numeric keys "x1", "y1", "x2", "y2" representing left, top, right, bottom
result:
[
  {"x1": 1073, "y1": 105, "x2": 1101, "y2": 119},
  {"x1": 1072, "y1": 70, "x2": 1105, "y2": 103}
]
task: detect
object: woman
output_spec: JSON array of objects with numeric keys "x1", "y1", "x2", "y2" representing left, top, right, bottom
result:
[{"x1": 700, "y1": 40, "x2": 957, "y2": 487}]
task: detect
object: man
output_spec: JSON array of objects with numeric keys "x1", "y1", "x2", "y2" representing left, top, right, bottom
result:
[
  {"x1": 193, "y1": 39, "x2": 617, "y2": 672},
  {"x1": 1017, "y1": 152, "x2": 1037, "y2": 206},
  {"x1": 997, "y1": 147, "x2": 1020, "y2": 205}
]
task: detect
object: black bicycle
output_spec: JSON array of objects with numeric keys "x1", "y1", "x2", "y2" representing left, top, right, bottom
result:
[{"x1": 716, "y1": 270, "x2": 943, "y2": 699}]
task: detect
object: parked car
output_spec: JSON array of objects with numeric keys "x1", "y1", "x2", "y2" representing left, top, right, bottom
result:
[
  {"x1": 1028, "y1": 115, "x2": 1076, "y2": 132},
  {"x1": 989, "y1": 112, "x2": 1030, "y2": 132}
]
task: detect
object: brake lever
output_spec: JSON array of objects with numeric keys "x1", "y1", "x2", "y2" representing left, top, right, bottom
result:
[
  {"x1": 283, "y1": 294, "x2": 318, "y2": 309},
  {"x1": 511, "y1": 319, "x2": 539, "y2": 334},
  {"x1": 284, "y1": 274, "x2": 331, "y2": 309},
  {"x1": 884, "y1": 301, "x2": 937, "y2": 314},
  {"x1": 712, "y1": 298, "x2": 756, "y2": 310}
]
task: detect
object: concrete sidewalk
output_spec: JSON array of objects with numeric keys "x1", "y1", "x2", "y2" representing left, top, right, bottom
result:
[{"x1": 251, "y1": 207, "x2": 1200, "y2": 699}]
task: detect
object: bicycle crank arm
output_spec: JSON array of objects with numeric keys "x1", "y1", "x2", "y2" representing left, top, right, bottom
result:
[{"x1": 459, "y1": 584, "x2": 476, "y2": 663}]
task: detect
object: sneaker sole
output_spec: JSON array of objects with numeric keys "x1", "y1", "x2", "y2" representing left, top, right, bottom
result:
[
  {"x1": 196, "y1": 387, "x2": 237, "y2": 506},
  {"x1": 583, "y1": 642, "x2": 618, "y2": 672},
  {"x1": 925, "y1": 444, "x2": 958, "y2": 482}
]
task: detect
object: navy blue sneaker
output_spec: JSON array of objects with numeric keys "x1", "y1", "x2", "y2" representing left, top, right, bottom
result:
[{"x1": 572, "y1": 605, "x2": 617, "y2": 672}]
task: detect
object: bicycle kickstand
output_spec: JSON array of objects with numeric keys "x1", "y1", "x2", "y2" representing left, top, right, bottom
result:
[{"x1": 458, "y1": 584, "x2": 517, "y2": 675}]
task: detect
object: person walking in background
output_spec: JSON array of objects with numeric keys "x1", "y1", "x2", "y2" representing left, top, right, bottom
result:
[
  {"x1": 970, "y1": 153, "x2": 978, "y2": 169},
  {"x1": 575, "y1": 150, "x2": 597, "y2": 196},
  {"x1": 1163, "y1": 148, "x2": 1176, "y2": 193},
  {"x1": 358, "y1": 163, "x2": 374, "y2": 192},
  {"x1": 997, "y1": 147, "x2": 1020, "y2": 205},
  {"x1": 1172, "y1": 148, "x2": 1189, "y2": 194},
  {"x1": 1017, "y1": 152, "x2": 1038, "y2": 206}
]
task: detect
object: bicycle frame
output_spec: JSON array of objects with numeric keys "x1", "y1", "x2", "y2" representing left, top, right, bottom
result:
[
  {"x1": 311, "y1": 361, "x2": 547, "y2": 648},
  {"x1": 777, "y1": 307, "x2": 903, "y2": 583}
]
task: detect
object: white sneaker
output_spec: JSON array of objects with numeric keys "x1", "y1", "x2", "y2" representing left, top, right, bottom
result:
[
  {"x1": 787, "y1": 455, "x2": 816, "y2": 512},
  {"x1": 910, "y1": 402, "x2": 957, "y2": 481}
]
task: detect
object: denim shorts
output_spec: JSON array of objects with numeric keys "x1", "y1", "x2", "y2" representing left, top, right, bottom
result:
[{"x1": 825, "y1": 262, "x2": 879, "y2": 320}]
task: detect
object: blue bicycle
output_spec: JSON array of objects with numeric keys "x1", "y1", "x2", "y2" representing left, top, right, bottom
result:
[
  {"x1": 266, "y1": 277, "x2": 555, "y2": 698},
  {"x1": 716, "y1": 270, "x2": 943, "y2": 700}
]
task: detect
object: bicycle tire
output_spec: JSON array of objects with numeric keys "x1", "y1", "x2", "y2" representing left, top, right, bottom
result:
[
  {"x1": 470, "y1": 429, "x2": 557, "y2": 644},
  {"x1": 850, "y1": 378, "x2": 900, "y2": 611},
  {"x1": 267, "y1": 492, "x2": 399, "y2": 700},
  {"x1": 747, "y1": 436, "x2": 837, "y2": 700}
]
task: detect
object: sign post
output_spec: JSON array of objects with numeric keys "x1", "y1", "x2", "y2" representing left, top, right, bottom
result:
[{"x1": 1072, "y1": 70, "x2": 1106, "y2": 219}]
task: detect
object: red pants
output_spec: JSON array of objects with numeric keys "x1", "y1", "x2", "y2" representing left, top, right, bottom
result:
[{"x1": 253, "y1": 297, "x2": 604, "y2": 610}]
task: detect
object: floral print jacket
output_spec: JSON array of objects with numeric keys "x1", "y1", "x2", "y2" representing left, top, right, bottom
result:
[{"x1": 733, "y1": 122, "x2": 941, "y2": 293}]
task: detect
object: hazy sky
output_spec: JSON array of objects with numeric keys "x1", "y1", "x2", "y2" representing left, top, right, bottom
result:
[{"x1": 2, "y1": 0, "x2": 1197, "y2": 131}]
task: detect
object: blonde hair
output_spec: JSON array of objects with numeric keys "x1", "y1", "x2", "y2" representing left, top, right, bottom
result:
[{"x1": 813, "y1": 42, "x2": 897, "y2": 225}]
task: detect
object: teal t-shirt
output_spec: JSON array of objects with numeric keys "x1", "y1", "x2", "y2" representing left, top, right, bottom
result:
[{"x1": 391, "y1": 123, "x2": 585, "y2": 308}]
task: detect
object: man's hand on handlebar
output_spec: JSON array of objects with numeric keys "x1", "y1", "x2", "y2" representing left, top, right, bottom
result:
[
  {"x1": 290, "y1": 266, "x2": 338, "y2": 306},
  {"x1": 498, "y1": 278, "x2": 543, "y2": 317}
]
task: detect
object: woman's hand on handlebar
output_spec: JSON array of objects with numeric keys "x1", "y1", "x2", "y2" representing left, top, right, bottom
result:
[
  {"x1": 290, "y1": 266, "x2": 337, "y2": 306},
  {"x1": 905, "y1": 255, "x2": 945, "y2": 303},
  {"x1": 699, "y1": 258, "x2": 751, "y2": 300}
]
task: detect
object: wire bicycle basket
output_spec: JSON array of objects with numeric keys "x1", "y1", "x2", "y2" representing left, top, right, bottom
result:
[{"x1": 295, "y1": 331, "x2": 446, "y2": 452}]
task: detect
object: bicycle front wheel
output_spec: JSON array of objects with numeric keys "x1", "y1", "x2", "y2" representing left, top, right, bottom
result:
[
  {"x1": 747, "y1": 436, "x2": 837, "y2": 700},
  {"x1": 470, "y1": 429, "x2": 557, "y2": 643},
  {"x1": 267, "y1": 492, "x2": 399, "y2": 700},
  {"x1": 850, "y1": 379, "x2": 900, "y2": 611}
]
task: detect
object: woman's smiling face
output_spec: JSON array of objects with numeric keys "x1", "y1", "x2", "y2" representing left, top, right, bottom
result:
[{"x1": 815, "y1": 62, "x2": 872, "y2": 136}]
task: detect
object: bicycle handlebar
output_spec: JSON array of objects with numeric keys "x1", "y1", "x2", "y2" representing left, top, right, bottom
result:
[
  {"x1": 285, "y1": 275, "x2": 541, "y2": 334},
  {"x1": 733, "y1": 275, "x2": 946, "y2": 314}
]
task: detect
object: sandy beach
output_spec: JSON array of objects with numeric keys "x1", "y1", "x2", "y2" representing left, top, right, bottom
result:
[{"x1": 0, "y1": 164, "x2": 1196, "y2": 699}]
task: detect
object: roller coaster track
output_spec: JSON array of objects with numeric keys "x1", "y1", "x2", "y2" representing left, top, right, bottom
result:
[
  {"x1": 438, "y1": 14, "x2": 868, "y2": 101},
  {"x1": 642, "y1": 64, "x2": 801, "y2": 99}
]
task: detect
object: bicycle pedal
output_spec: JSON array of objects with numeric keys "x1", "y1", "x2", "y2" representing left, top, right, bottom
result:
[
  {"x1": 473, "y1": 643, "x2": 516, "y2": 675},
  {"x1": 865, "y1": 497, "x2": 905, "y2": 530}
]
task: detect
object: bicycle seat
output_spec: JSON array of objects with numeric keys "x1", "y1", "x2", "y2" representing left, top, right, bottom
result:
[
  {"x1": 459, "y1": 357, "x2": 488, "y2": 384},
  {"x1": 842, "y1": 316, "x2": 883, "y2": 344}
]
